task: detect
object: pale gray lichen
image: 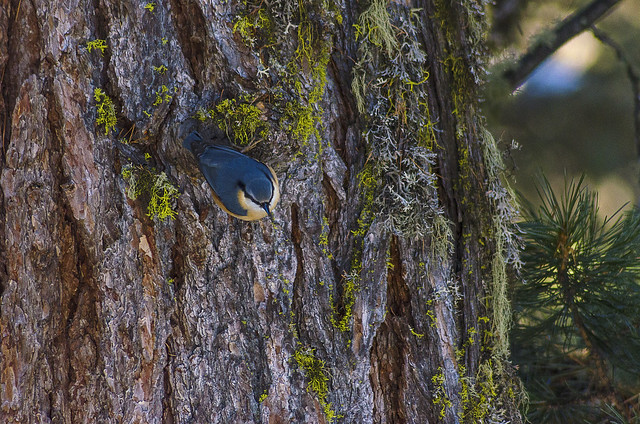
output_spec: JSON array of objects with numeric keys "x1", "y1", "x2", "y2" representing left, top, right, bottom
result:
[{"x1": 352, "y1": 2, "x2": 444, "y2": 240}]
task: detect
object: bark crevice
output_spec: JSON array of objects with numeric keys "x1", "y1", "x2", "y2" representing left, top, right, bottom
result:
[
  {"x1": 167, "y1": 0, "x2": 209, "y2": 95},
  {"x1": 370, "y1": 236, "x2": 411, "y2": 424},
  {"x1": 290, "y1": 203, "x2": 304, "y2": 289}
]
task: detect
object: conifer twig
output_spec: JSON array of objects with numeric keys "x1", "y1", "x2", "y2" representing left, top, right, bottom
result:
[
  {"x1": 590, "y1": 26, "x2": 640, "y2": 173},
  {"x1": 504, "y1": 0, "x2": 622, "y2": 90}
]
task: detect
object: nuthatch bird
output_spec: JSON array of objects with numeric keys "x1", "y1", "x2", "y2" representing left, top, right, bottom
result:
[{"x1": 183, "y1": 131, "x2": 280, "y2": 221}]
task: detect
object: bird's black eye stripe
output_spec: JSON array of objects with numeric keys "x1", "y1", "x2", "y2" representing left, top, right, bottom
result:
[
  {"x1": 237, "y1": 180, "x2": 261, "y2": 205},
  {"x1": 245, "y1": 191, "x2": 273, "y2": 206},
  {"x1": 245, "y1": 193, "x2": 259, "y2": 205}
]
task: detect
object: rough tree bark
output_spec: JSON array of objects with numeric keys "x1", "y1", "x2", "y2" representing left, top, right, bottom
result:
[{"x1": 0, "y1": 0, "x2": 523, "y2": 423}]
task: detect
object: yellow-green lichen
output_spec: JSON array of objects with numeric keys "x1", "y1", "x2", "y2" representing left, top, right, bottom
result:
[
  {"x1": 466, "y1": 326, "x2": 477, "y2": 346},
  {"x1": 86, "y1": 39, "x2": 107, "y2": 54},
  {"x1": 152, "y1": 65, "x2": 168, "y2": 74},
  {"x1": 417, "y1": 101, "x2": 438, "y2": 150},
  {"x1": 228, "y1": 0, "x2": 337, "y2": 152},
  {"x1": 153, "y1": 85, "x2": 173, "y2": 106},
  {"x1": 353, "y1": 0, "x2": 398, "y2": 57},
  {"x1": 454, "y1": 300, "x2": 521, "y2": 422},
  {"x1": 457, "y1": 359, "x2": 501, "y2": 423},
  {"x1": 431, "y1": 367, "x2": 452, "y2": 419},
  {"x1": 277, "y1": 3, "x2": 331, "y2": 145},
  {"x1": 442, "y1": 54, "x2": 468, "y2": 120},
  {"x1": 351, "y1": 164, "x2": 378, "y2": 238},
  {"x1": 329, "y1": 272, "x2": 357, "y2": 333},
  {"x1": 144, "y1": 2, "x2": 156, "y2": 12},
  {"x1": 426, "y1": 308, "x2": 437, "y2": 327},
  {"x1": 385, "y1": 246, "x2": 394, "y2": 270},
  {"x1": 146, "y1": 172, "x2": 179, "y2": 220},
  {"x1": 121, "y1": 164, "x2": 179, "y2": 221},
  {"x1": 281, "y1": 101, "x2": 320, "y2": 143},
  {"x1": 194, "y1": 108, "x2": 208, "y2": 122},
  {"x1": 319, "y1": 216, "x2": 333, "y2": 259},
  {"x1": 294, "y1": 347, "x2": 339, "y2": 423},
  {"x1": 94, "y1": 88, "x2": 117, "y2": 135},
  {"x1": 233, "y1": 8, "x2": 272, "y2": 47},
  {"x1": 457, "y1": 144, "x2": 472, "y2": 197},
  {"x1": 409, "y1": 327, "x2": 425, "y2": 338},
  {"x1": 214, "y1": 97, "x2": 269, "y2": 146}
]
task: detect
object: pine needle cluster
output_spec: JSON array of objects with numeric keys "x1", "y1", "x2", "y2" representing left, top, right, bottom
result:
[{"x1": 512, "y1": 175, "x2": 640, "y2": 423}]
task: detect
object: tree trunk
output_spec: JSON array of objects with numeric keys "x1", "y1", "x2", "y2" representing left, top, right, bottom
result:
[{"x1": 0, "y1": 0, "x2": 524, "y2": 423}]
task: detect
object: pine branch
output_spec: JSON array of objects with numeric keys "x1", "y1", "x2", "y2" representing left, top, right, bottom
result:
[
  {"x1": 514, "y1": 175, "x2": 640, "y2": 421},
  {"x1": 504, "y1": 0, "x2": 622, "y2": 90}
]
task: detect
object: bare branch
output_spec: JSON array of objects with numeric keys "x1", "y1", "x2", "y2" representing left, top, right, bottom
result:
[
  {"x1": 590, "y1": 26, "x2": 640, "y2": 175},
  {"x1": 504, "y1": 0, "x2": 622, "y2": 91}
]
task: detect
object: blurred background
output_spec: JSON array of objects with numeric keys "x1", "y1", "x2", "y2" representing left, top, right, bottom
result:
[{"x1": 485, "y1": 0, "x2": 640, "y2": 217}]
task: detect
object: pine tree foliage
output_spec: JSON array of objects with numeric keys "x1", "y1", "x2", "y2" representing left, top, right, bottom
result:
[{"x1": 512, "y1": 175, "x2": 640, "y2": 423}]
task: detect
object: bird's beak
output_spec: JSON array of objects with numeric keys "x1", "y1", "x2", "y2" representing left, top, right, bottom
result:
[{"x1": 263, "y1": 204, "x2": 273, "y2": 219}]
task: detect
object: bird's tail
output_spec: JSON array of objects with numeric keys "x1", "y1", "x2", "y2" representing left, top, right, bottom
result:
[{"x1": 182, "y1": 131, "x2": 204, "y2": 153}]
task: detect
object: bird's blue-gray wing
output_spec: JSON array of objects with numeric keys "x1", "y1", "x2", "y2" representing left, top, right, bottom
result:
[{"x1": 197, "y1": 145, "x2": 251, "y2": 216}]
